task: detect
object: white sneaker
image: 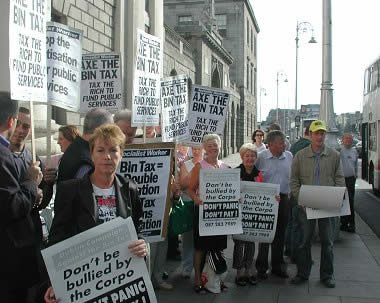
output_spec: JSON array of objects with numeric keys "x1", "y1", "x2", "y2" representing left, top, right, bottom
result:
[{"x1": 155, "y1": 281, "x2": 173, "y2": 290}]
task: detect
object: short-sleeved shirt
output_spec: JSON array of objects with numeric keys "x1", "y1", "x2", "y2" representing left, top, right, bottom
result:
[{"x1": 255, "y1": 149, "x2": 293, "y2": 194}]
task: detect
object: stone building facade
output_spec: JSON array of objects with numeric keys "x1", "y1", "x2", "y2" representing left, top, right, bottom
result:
[{"x1": 1, "y1": 0, "x2": 260, "y2": 156}]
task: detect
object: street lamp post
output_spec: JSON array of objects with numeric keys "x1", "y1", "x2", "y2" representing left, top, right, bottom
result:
[
  {"x1": 295, "y1": 21, "x2": 317, "y2": 111},
  {"x1": 259, "y1": 87, "x2": 266, "y2": 124},
  {"x1": 276, "y1": 71, "x2": 288, "y2": 123}
]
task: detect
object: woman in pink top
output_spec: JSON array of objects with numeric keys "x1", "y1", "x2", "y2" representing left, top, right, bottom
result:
[{"x1": 188, "y1": 134, "x2": 229, "y2": 294}]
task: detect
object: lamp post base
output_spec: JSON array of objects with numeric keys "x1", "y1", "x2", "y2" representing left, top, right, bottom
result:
[{"x1": 325, "y1": 128, "x2": 340, "y2": 150}]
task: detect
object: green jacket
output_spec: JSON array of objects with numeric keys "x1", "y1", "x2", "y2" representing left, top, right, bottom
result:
[
  {"x1": 290, "y1": 144, "x2": 345, "y2": 202},
  {"x1": 289, "y1": 137, "x2": 311, "y2": 156}
]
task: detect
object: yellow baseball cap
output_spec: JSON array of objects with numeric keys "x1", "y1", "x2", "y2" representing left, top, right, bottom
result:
[{"x1": 309, "y1": 120, "x2": 327, "y2": 132}]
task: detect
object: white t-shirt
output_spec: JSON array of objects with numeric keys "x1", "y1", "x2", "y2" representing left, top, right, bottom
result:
[{"x1": 92, "y1": 184, "x2": 117, "y2": 223}]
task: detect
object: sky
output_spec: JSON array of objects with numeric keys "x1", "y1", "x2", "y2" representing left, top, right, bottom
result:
[{"x1": 251, "y1": 0, "x2": 380, "y2": 122}]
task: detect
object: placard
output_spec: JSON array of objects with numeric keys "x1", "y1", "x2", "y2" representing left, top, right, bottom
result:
[
  {"x1": 42, "y1": 217, "x2": 156, "y2": 303},
  {"x1": 186, "y1": 85, "x2": 229, "y2": 146},
  {"x1": 46, "y1": 22, "x2": 82, "y2": 111},
  {"x1": 199, "y1": 169, "x2": 242, "y2": 236},
  {"x1": 233, "y1": 182, "x2": 280, "y2": 243},
  {"x1": 161, "y1": 75, "x2": 189, "y2": 142},
  {"x1": 117, "y1": 143, "x2": 174, "y2": 242},
  {"x1": 9, "y1": 0, "x2": 48, "y2": 102},
  {"x1": 80, "y1": 53, "x2": 122, "y2": 113},
  {"x1": 132, "y1": 29, "x2": 162, "y2": 126}
]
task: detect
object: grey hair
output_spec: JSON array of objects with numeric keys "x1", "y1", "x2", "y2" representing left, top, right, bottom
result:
[
  {"x1": 202, "y1": 133, "x2": 221, "y2": 147},
  {"x1": 0, "y1": 92, "x2": 18, "y2": 126},
  {"x1": 114, "y1": 109, "x2": 132, "y2": 124},
  {"x1": 266, "y1": 130, "x2": 285, "y2": 144},
  {"x1": 239, "y1": 143, "x2": 257, "y2": 159},
  {"x1": 83, "y1": 108, "x2": 113, "y2": 135}
]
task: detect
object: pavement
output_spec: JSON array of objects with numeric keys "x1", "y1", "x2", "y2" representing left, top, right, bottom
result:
[{"x1": 156, "y1": 153, "x2": 380, "y2": 303}]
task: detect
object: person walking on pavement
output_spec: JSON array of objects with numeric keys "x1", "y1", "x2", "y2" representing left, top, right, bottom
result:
[
  {"x1": 255, "y1": 130, "x2": 293, "y2": 279},
  {"x1": 285, "y1": 125, "x2": 311, "y2": 261},
  {"x1": 251, "y1": 129, "x2": 267, "y2": 153},
  {"x1": 290, "y1": 120, "x2": 345, "y2": 288},
  {"x1": 340, "y1": 133, "x2": 359, "y2": 233}
]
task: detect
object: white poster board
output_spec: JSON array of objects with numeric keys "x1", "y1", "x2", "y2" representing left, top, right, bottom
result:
[
  {"x1": 132, "y1": 29, "x2": 162, "y2": 126},
  {"x1": 80, "y1": 53, "x2": 122, "y2": 113},
  {"x1": 298, "y1": 185, "x2": 351, "y2": 219},
  {"x1": 46, "y1": 22, "x2": 82, "y2": 111},
  {"x1": 117, "y1": 143, "x2": 174, "y2": 242},
  {"x1": 42, "y1": 217, "x2": 157, "y2": 303},
  {"x1": 199, "y1": 169, "x2": 242, "y2": 236},
  {"x1": 233, "y1": 182, "x2": 280, "y2": 243},
  {"x1": 186, "y1": 85, "x2": 229, "y2": 146},
  {"x1": 9, "y1": 0, "x2": 47, "y2": 102},
  {"x1": 160, "y1": 75, "x2": 189, "y2": 142}
]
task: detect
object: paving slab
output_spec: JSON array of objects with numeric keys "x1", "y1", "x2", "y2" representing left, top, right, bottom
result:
[{"x1": 278, "y1": 294, "x2": 341, "y2": 303}]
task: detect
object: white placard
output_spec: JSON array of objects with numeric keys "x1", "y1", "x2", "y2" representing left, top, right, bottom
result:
[
  {"x1": 80, "y1": 53, "x2": 122, "y2": 113},
  {"x1": 199, "y1": 169, "x2": 242, "y2": 236},
  {"x1": 132, "y1": 29, "x2": 162, "y2": 126},
  {"x1": 117, "y1": 144, "x2": 174, "y2": 242},
  {"x1": 185, "y1": 85, "x2": 229, "y2": 146},
  {"x1": 9, "y1": 0, "x2": 48, "y2": 102},
  {"x1": 233, "y1": 182, "x2": 280, "y2": 243},
  {"x1": 42, "y1": 217, "x2": 156, "y2": 303},
  {"x1": 46, "y1": 22, "x2": 82, "y2": 111},
  {"x1": 161, "y1": 75, "x2": 189, "y2": 142}
]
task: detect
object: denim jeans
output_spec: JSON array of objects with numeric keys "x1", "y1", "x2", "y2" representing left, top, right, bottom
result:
[
  {"x1": 296, "y1": 210, "x2": 335, "y2": 281},
  {"x1": 150, "y1": 238, "x2": 168, "y2": 283},
  {"x1": 284, "y1": 205, "x2": 303, "y2": 259}
]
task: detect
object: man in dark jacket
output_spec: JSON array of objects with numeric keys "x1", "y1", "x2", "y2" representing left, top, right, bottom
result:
[
  {"x1": 0, "y1": 92, "x2": 43, "y2": 302},
  {"x1": 56, "y1": 108, "x2": 113, "y2": 183}
]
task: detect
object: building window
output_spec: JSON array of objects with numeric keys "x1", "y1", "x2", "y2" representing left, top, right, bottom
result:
[
  {"x1": 247, "y1": 19, "x2": 249, "y2": 46},
  {"x1": 254, "y1": 35, "x2": 257, "y2": 57},
  {"x1": 247, "y1": 63, "x2": 249, "y2": 89},
  {"x1": 254, "y1": 68, "x2": 257, "y2": 97},
  {"x1": 224, "y1": 72, "x2": 228, "y2": 87},
  {"x1": 178, "y1": 15, "x2": 193, "y2": 25},
  {"x1": 215, "y1": 14, "x2": 227, "y2": 37},
  {"x1": 250, "y1": 65, "x2": 253, "y2": 94},
  {"x1": 145, "y1": 0, "x2": 149, "y2": 12},
  {"x1": 251, "y1": 29, "x2": 253, "y2": 50}
]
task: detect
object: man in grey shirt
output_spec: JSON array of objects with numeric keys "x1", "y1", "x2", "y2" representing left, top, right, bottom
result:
[
  {"x1": 255, "y1": 130, "x2": 293, "y2": 279},
  {"x1": 340, "y1": 133, "x2": 359, "y2": 233}
]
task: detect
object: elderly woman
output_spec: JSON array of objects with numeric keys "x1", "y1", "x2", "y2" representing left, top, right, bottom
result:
[
  {"x1": 233, "y1": 143, "x2": 261, "y2": 286},
  {"x1": 188, "y1": 134, "x2": 229, "y2": 294},
  {"x1": 179, "y1": 146, "x2": 204, "y2": 278},
  {"x1": 44, "y1": 124, "x2": 146, "y2": 303},
  {"x1": 251, "y1": 129, "x2": 266, "y2": 153},
  {"x1": 57, "y1": 125, "x2": 79, "y2": 153}
]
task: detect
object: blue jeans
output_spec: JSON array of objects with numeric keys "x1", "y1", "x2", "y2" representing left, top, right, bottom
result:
[
  {"x1": 296, "y1": 210, "x2": 335, "y2": 281},
  {"x1": 182, "y1": 229, "x2": 194, "y2": 272},
  {"x1": 285, "y1": 205, "x2": 303, "y2": 259}
]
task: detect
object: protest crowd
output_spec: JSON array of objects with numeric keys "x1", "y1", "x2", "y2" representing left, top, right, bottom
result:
[{"x1": 0, "y1": 89, "x2": 358, "y2": 302}]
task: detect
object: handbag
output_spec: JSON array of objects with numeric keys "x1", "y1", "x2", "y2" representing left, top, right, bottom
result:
[
  {"x1": 168, "y1": 197, "x2": 193, "y2": 235},
  {"x1": 208, "y1": 250, "x2": 227, "y2": 275}
]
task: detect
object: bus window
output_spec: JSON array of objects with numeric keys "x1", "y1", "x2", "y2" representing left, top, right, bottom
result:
[{"x1": 369, "y1": 122, "x2": 377, "y2": 151}]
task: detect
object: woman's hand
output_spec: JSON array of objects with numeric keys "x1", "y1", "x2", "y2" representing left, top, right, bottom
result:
[
  {"x1": 128, "y1": 239, "x2": 147, "y2": 258},
  {"x1": 44, "y1": 287, "x2": 60, "y2": 303},
  {"x1": 275, "y1": 195, "x2": 281, "y2": 202},
  {"x1": 194, "y1": 196, "x2": 203, "y2": 205}
]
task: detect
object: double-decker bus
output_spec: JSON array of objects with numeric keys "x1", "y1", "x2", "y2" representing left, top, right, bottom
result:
[{"x1": 362, "y1": 56, "x2": 380, "y2": 193}]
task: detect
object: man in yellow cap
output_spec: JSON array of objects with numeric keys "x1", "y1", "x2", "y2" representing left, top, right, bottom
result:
[{"x1": 290, "y1": 120, "x2": 345, "y2": 288}]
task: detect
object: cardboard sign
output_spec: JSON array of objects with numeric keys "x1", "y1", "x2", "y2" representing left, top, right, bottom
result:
[
  {"x1": 80, "y1": 53, "x2": 122, "y2": 113},
  {"x1": 46, "y1": 22, "x2": 82, "y2": 111}
]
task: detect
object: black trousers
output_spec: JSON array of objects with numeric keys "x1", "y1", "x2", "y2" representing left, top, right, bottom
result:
[
  {"x1": 341, "y1": 176, "x2": 356, "y2": 227},
  {"x1": 256, "y1": 193, "x2": 290, "y2": 273}
]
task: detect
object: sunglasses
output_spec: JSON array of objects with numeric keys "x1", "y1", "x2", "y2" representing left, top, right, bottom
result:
[{"x1": 256, "y1": 134, "x2": 264, "y2": 137}]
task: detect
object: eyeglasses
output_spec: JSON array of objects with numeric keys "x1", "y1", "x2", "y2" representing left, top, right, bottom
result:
[{"x1": 256, "y1": 134, "x2": 264, "y2": 137}]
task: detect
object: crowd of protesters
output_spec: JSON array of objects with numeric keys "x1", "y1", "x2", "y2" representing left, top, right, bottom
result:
[{"x1": 0, "y1": 93, "x2": 359, "y2": 302}]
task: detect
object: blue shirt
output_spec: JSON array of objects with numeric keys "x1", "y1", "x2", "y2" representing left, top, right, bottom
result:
[
  {"x1": 255, "y1": 149, "x2": 293, "y2": 194},
  {"x1": 0, "y1": 135, "x2": 10, "y2": 148}
]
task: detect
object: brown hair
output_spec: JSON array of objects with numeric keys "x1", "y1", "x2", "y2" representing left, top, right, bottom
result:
[
  {"x1": 88, "y1": 124, "x2": 126, "y2": 153},
  {"x1": 58, "y1": 125, "x2": 80, "y2": 143},
  {"x1": 251, "y1": 129, "x2": 264, "y2": 142}
]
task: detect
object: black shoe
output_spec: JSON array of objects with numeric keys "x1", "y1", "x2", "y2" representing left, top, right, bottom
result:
[
  {"x1": 248, "y1": 275, "x2": 258, "y2": 285},
  {"x1": 347, "y1": 225, "x2": 356, "y2": 233},
  {"x1": 290, "y1": 275, "x2": 308, "y2": 285},
  {"x1": 340, "y1": 224, "x2": 349, "y2": 232},
  {"x1": 271, "y1": 269, "x2": 289, "y2": 278},
  {"x1": 321, "y1": 278, "x2": 336, "y2": 288},
  {"x1": 162, "y1": 272, "x2": 169, "y2": 280},
  {"x1": 235, "y1": 277, "x2": 247, "y2": 286},
  {"x1": 257, "y1": 272, "x2": 268, "y2": 280}
]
